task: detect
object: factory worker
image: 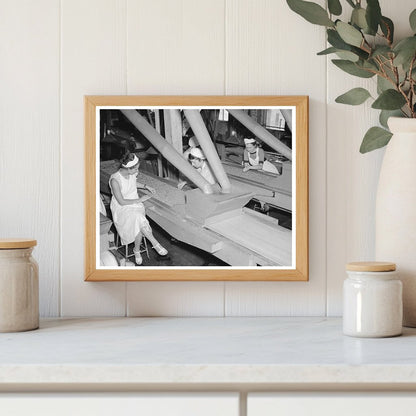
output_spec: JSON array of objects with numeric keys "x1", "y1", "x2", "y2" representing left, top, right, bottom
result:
[
  {"x1": 189, "y1": 147, "x2": 216, "y2": 185},
  {"x1": 177, "y1": 146, "x2": 217, "y2": 190},
  {"x1": 109, "y1": 152, "x2": 168, "y2": 265},
  {"x1": 242, "y1": 138, "x2": 279, "y2": 174},
  {"x1": 183, "y1": 136, "x2": 199, "y2": 159}
]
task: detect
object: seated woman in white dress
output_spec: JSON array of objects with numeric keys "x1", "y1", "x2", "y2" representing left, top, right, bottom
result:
[{"x1": 109, "y1": 152, "x2": 168, "y2": 265}]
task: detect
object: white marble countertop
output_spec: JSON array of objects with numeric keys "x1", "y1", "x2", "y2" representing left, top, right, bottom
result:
[{"x1": 1, "y1": 317, "x2": 416, "y2": 389}]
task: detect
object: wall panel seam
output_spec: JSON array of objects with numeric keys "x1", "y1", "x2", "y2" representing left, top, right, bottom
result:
[
  {"x1": 59, "y1": 0, "x2": 63, "y2": 317},
  {"x1": 324, "y1": 38, "x2": 329, "y2": 318},
  {"x1": 224, "y1": 0, "x2": 227, "y2": 95},
  {"x1": 126, "y1": 0, "x2": 129, "y2": 95}
]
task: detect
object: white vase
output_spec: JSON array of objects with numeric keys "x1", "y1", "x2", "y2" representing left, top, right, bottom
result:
[{"x1": 375, "y1": 117, "x2": 416, "y2": 327}]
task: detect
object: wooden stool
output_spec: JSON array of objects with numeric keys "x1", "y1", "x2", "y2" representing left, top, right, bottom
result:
[{"x1": 115, "y1": 233, "x2": 149, "y2": 263}]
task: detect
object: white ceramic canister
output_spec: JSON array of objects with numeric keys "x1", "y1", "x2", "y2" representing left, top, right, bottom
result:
[
  {"x1": 343, "y1": 262, "x2": 402, "y2": 338},
  {"x1": 0, "y1": 239, "x2": 39, "y2": 332}
]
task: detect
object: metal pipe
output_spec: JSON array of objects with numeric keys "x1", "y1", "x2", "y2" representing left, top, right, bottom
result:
[
  {"x1": 184, "y1": 110, "x2": 231, "y2": 194},
  {"x1": 228, "y1": 110, "x2": 292, "y2": 161},
  {"x1": 121, "y1": 110, "x2": 213, "y2": 194}
]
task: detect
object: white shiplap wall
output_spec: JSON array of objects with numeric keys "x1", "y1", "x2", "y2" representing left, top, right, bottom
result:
[
  {"x1": 0, "y1": 0, "x2": 61, "y2": 316},
  {"x1": 1, "y1": 0, "x2": 412, "y2": 317}
]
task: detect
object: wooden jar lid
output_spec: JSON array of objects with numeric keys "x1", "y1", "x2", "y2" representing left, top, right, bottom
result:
[
  {"x1": 346, "y1": 261, "x2": 396, "y2": 272},
  {"x1": 0, "y1": 239, "x2": 37, "y2": 249}
]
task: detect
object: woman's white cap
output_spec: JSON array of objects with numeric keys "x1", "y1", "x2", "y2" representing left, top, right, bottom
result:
[
  {"x1": 190, "y1": 147, "x2": 206, "y2": 160},
  {"x1": 122, "y1": 154, "x2": 139, "y2": 168},
  {"x1": 244, "y1": 138, "x2": 256, "y2": 145},
  {"x1": 188, "y1": 136, "x2": 199, "y2": 147}
]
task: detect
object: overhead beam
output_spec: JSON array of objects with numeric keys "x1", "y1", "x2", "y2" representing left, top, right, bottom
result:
[
  {"x1": 121, "y1": 110, "x2": 213, "y2": 194},
  {"x1": 184, "y1": 110, "x2": 231, "y2": 193},
  {"x1": 163, "y1": 109, "x2": 183, "y2": 180}
]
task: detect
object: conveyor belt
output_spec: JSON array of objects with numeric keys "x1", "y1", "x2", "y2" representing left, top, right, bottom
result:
[
  {"x1": 205, "y1": 210, "x2": 292, "y2": 266},
  {"x1": 101, "y1": 159, "x2": 292, "y2": 266},
  {"x1": 223, "y1": 161, "x2": 292, "y2": 193}
]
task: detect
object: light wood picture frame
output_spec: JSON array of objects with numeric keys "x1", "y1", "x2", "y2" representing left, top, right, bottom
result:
[{"x1": 85, "y1": 96, "x2": 308, "y2": 281}]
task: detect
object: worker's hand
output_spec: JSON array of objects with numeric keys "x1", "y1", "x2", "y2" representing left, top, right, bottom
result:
[
  {"x1": 146, "y1": 185, "x2": 156, "y2": 194},
  {"x1": 177, "y1": 181, "x2": 187, "y2": 190}
]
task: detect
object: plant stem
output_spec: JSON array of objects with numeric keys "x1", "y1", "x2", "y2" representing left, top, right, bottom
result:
[
  {"x1": 409, "y1": 56, "x2": 416, "y2": 117},
  {"x1": 376, "y1": 57, "x2": 399, "y2": 89}
]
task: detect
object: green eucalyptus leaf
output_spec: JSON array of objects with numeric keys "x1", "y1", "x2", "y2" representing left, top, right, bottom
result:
[
  {"x1": 286, "y1": 0, "x2": 334, "y2": 27},
  {"x1": 332, "y1": 59, "x2": 375, "y2": 78},
  {"x1": 336, "y1": 21, "x2": 363, "y2": 47},
  {"x1": 317, "y1": 46, "x2": 358, "y2": 61},
  {"x1": 350, "y1": 45, "x2": 369, "y2": 60},
  {"x1": 380, "y1": 16, "x2": 394, "y2": 44},
  {"x1": 328, "y1": 0, "x2": 342, "y2": 16},
  {"x1": 393, "y1": 36, "x2": 416, "y2": 53},
  {"x1": 362, "y1": 59, "x2": 379, "y2": 71},
  {"x1": 317, "y1": 46, "x2": 338, "y2": 55},
  {"x1": 372, "y1": 89, "x2": 406, "y2": 110},
  {"x1": 379, "y1": 110, "x2": 403, "y2": 129},
  {"x1": 327, "y1": 29, "x2": 368, "y2": 59},
  {"x1": 366, "y1": 0, "x2": 382, "y2": 35},
  {"x1": 393, "y1": 36, "x2": 416, "y2": 70},
  {"x1": 371, "y1": 46, "x2": 392, "y2": 58},
  {"x1": 351, "y1": 7, "x2": 368, "y2": 32},
  {"x1": 410, "y1": 9, "x2": 416, "y2": 32},
  {"x1": 335, "y1": 50, "x2": 359, "y2": 61},
  {"x1": 360, "y1": 127, "x2": 392, "y2": 153},
  {"x1": 377, "y1": 75, "x2": 393, "y2": 94},
  {"x1": 327, "y1": 28, "x2": 348, "y2": 48},
  {"x1": 379, "y1": 66, "x2": 405, "y2": 86},
  {"x1": 335, "y1": 87, "x2": 371, "y2": 105}
]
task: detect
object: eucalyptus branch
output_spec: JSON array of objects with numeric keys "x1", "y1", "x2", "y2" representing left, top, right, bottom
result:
[
  {"x1": 375, "y1": 57, "x2": 398, "y2": 87},
  {"x1": 286, "y1": 0, "x2": 416, "y2": 152},
  {"x1": 377, "y1": 23, "x2": 393, "y2": 48},
  {"x1": 397, "y1": 82, "x2": 413, "y2": 117},
  {"x1": 411, "y1": 75, "x2": 416, "y2": 108},
  {"x1": 377, "y1": 54, "x2": 392, "y2": 66},
  {"x1": 390, "y1": 59, "x2": 400, "y2": 86},
  {"x1": 358, "y1": 64, "x2": 383, "y2": 78},
  {"x1": 362, "y1": 37, "x2": 373, "y2": 53},
  {"x1": 408, "y1": 56, "x2": 416, "y2": 117},
  {"x1": 374, "y1": 56, "x2": 385, "y2": 72}
]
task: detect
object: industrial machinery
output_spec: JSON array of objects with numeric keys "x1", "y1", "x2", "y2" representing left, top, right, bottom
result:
[{"x1": 100, "y1": 108, "x2": 293, "y2": 267}]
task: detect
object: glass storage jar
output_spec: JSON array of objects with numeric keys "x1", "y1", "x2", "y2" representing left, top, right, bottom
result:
[
  {"x1": 0, "y1": 239, "x2": 39, "y2": 332},
  {"x1": 343, "y1": 261, "x2": 402, "y2": 338}
]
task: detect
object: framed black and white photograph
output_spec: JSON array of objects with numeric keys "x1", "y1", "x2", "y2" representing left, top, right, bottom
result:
[{"x1": 85, "y1": 96, "x2": 308, "y2": 281}]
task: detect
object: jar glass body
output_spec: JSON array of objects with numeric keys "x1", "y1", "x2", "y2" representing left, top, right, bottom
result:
[
  {"x1": 343, "y1": 271, "x2": 402, "y2": 338},
  {"x1": 0, "y1": 248, "x2": 39, "y2": 332}
]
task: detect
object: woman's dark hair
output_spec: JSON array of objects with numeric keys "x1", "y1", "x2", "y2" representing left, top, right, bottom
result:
[{"x1": 120, "y1": 152, "x2": 136, "y2": 166}]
